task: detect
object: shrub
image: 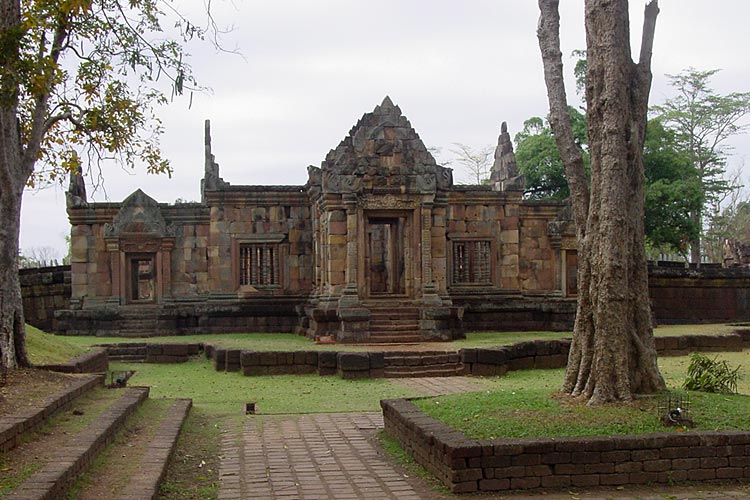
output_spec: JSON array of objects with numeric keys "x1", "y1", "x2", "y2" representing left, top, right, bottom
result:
[{"x1": 683, "y1": 353, "x2": 741, "y2": 394}]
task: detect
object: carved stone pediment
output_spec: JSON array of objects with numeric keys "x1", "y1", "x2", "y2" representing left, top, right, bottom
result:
[
  {"x1": 322, "y1": 171, "x2": 362, "y2": 194},
  {"x1": 319, "y1": 97, "x2": 451, "y2": 195},
  {"x1": 105, "y1": 189, "x2": 175, "y2": 239}
]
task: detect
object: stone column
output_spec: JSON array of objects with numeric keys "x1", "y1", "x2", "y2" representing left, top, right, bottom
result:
[
  {"x1": 325, "y1": 207, "x2": 347, "y2": 296},
  {"x1": 339, "y1": 195, "x2": 360, "y2": 307},
  {"x1": 105, "y1": 239, "x2": 120, "y2": 304},
  {"x1": 420, "y1": 201, "x2": 441, "y2": 305}
]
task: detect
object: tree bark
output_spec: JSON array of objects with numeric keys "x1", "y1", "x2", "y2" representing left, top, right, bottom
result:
[
  {"x1": 538, "y1": 0, "x2": 665, "y2": 403},
  {"x1": 1, "y1": 0, "x2": 32, "y2": 370}
]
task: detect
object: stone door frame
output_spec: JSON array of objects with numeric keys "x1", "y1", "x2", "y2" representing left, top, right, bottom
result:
[{"x1": 359, "y1": 209, "x2": 415, "y2": 300}]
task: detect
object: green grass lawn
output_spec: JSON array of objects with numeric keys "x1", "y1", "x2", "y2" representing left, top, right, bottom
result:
[
  {"x1": 111, "y1": 359, "x2": 418, "y2": 415},
  {"x1": 415, "y1": 349, "x2": 750, "y2": 440}
]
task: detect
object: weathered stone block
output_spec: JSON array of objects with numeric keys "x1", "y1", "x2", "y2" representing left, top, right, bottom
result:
[
  {"x1": 337, "y1": 352, "x2": 370, "y2": 371},
  {"x1": 318, "y1": 351, "x2": 337, "y2": 369}
]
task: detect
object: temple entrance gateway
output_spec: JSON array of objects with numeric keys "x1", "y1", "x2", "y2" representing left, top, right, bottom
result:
[{"x1": 366, "y1": 216, "x2": 407, "y2": 296}]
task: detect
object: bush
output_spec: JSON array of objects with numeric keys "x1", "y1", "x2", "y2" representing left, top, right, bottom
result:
[{"x1": 683, "y1": 353, "x2": 741, "y2": 394}]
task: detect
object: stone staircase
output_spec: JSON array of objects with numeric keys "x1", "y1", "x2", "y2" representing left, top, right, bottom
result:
[
  {"x1": 2, "y1": 374, "x2": 191, "y2": 500},
  {"x1": 118, "y1": 305, "x2": 161, "y2": 337},
  {"x1": 383, "y1": 350, "x2": 465, "y2": 378},
  {"x1": 367, "y1": 304, "x2": 422, "y2": 343}
]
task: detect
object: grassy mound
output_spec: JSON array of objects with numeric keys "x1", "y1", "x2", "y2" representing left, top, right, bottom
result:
[{"x1": 26, "y1": 324, "x2": 87, "y2": 365}]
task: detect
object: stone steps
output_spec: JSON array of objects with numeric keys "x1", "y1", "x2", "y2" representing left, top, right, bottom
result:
[
  {"x1": 383, "y1": 350, "x2": 464, "y2": 378},
  {"x1": 369, "y1": 323, "x2": 420, "y2": 332},
  {"x1": 0, "y1": 373, "x2": 104, "y2": 453},
  {"x1": 7, "y1": 386, "x2": 150, "y2": 500},
  {"x1": 367, "y1": 335, "x2": 424, "y2": 343},
  {"x1": 5, "y1": 385, "x2": 192, "y2": 500},
  {"x1": 384, "y1": 364, "x2": 465, "y2": 378},
  {"x1": 368, "y1": 305, "x2": 422, "y2": 343}
]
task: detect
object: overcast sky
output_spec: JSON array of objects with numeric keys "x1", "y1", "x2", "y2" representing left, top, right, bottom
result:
[{"x1": 20, "y1": 1, "x2": 750, "y2": 259}]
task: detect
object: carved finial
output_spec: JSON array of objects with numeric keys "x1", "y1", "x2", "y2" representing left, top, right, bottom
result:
[
  {"x1": 490, "y1": 122, "x2": 525, "y2": 192},
  {"x1": 202, "y1": 119, "x2": 226, "y2": 198},
  {"x1": 66, "y1": 164, "x2": 87, "y2": 208},
  {"x1": 381, "y1": 96, "x2": 395, "y2": 109}
]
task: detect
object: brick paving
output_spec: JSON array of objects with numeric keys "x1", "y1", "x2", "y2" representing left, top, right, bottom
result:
[
  {"x1": 389, "y1": 375, "x2": 493, "y2": 396},
  {"x1": 219, "y1": 412, "x2": 422, "y2": 500}
]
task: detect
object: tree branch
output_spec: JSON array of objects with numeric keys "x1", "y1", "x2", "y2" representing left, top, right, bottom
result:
[{"x1": 537, "y1": 0, "x2": 589, "y2": 235}]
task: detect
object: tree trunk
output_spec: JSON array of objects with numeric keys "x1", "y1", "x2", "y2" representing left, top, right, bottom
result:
[
  {"x1": 0, "y1": 185, "x2": 30, "y2": 370},
  {"x1": 689, "y1": 209, "x2": 702, "y2": 264},
  {"x1": 538, "y1": 0, "x2": 665, "y2": 403},
  {"x1": 0, "y1": 109, "x2": 31, "y2": 369},
  {"x1": 0, "y1": 0, "x2": 32, "y2": 370}
]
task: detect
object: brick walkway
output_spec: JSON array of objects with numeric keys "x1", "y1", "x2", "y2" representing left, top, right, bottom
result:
[
  {"x1": 219, "y1": 412, "x2": 422, "y2": 500},
  {"x1": 389, "y1": 376, "x2": 493, "y2": 396}
]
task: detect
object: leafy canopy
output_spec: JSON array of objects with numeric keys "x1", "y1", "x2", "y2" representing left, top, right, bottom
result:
[
  {"x1": 651, "y1": 68, "x2": 750, "y2": 261},
  {"x1": 1, "y1": 0, "x2": 207, "y2": 187},
  {"x1": 514, "y1": 112, "x2": 701, "y2": 254},
  {"x1": 513, "y1": 107, "x2": 588, "y2": 200}
]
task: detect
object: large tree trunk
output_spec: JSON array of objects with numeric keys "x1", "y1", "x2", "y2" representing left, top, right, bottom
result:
[
  {"x1": 0, "y1": 181, "x2": 30, "y2": 370},
  {"x1": 0, "y1": 105, "x2": 31, "y2": 369},
  {"x1": 0, "y1": 0, "x2": 32, "y2": 370},
  {"x1": 538, "y1": 0, "x2": 665, "y2": 403}
]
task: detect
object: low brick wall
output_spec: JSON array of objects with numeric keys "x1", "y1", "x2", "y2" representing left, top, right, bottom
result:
[
  {"x1": 654, "y1": 333, "x2": 745, "y2": 356},
  {"x1": 382, "y1": 398, "x2": 750, "y2": 493},
  {"x1": 202, "y1": 333, "x2": 749, "y2": 380},
  {"x1": 461, "y1": 339, "x2": 571, "y2": 376},
  {"x1": 39, "y1": 348, "x2": 109, "y2": 373},
  {"x1": 240, "y1": 350, "x2": 319, "y2": 375},
  {"x1": 100, "y1": 343, "x2": 204, "y2": 363},
  {"x1": 215, "y1": 349, "x2": 385, "y2": 378},
  {"x1": 649, "y1": 265, "x2": 750, "y2": 323}
]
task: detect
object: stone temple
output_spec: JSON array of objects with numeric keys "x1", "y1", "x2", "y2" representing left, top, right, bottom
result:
[{"x1": 58, "y1": 97, "x2": 579, "y2": 341}]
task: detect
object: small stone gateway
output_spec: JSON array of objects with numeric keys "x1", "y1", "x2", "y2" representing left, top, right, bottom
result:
[{"x1": 57, "y1": 97, "x2": 585, "y2": 341}]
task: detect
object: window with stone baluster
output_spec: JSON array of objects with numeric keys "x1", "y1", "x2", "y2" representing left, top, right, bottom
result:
[
  {"x1": 451, "y1": 240, "x2": 492, "y2": 285},
  {"x1": 239, "y1": 243, "x2": 279, "y2": 286}
]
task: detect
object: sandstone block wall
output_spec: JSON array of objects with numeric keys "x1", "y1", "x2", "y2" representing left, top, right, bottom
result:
[
  {"x1": 20, "y1": 266, "x2": 71, "y2": 332},
  {"x1": 206, "y1": 188, "x2": 313, "y2": 294},
  {"x1": 649, "y1": 264, "x2": 750, "y2": 323},
  {"x1": 446, "y1": 190, "x2": 521, "y2": 291}
]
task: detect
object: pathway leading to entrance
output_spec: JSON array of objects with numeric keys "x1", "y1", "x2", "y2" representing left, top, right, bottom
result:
[{"x1": 219, "y1": 412, "x2": 421, "y2": 500}]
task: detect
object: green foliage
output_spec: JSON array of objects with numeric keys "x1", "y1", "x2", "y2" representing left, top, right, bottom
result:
[
  {"x1": 513, "y1": 107, "x2": 588, "y2": 200},
  {"x1": 643, "y1": 119, "x2": 702, "y2": 253},
  {"x1": 651, "y1": 68, "x2": 750, "y2": 261},
  {"x1": 514, "y1": 110, "x2": 697, "y2": 253},
  {"x1": 683, "y1": 353, "x2": 741, "y2": 394}
]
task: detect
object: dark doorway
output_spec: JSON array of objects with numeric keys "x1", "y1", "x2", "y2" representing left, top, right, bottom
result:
[
  {"x1": 367, "y1": 217, "x2": 405, "y2": 295},
  {"x1": 128, "y1": 255, "x2": 156, "y2": 303}
]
